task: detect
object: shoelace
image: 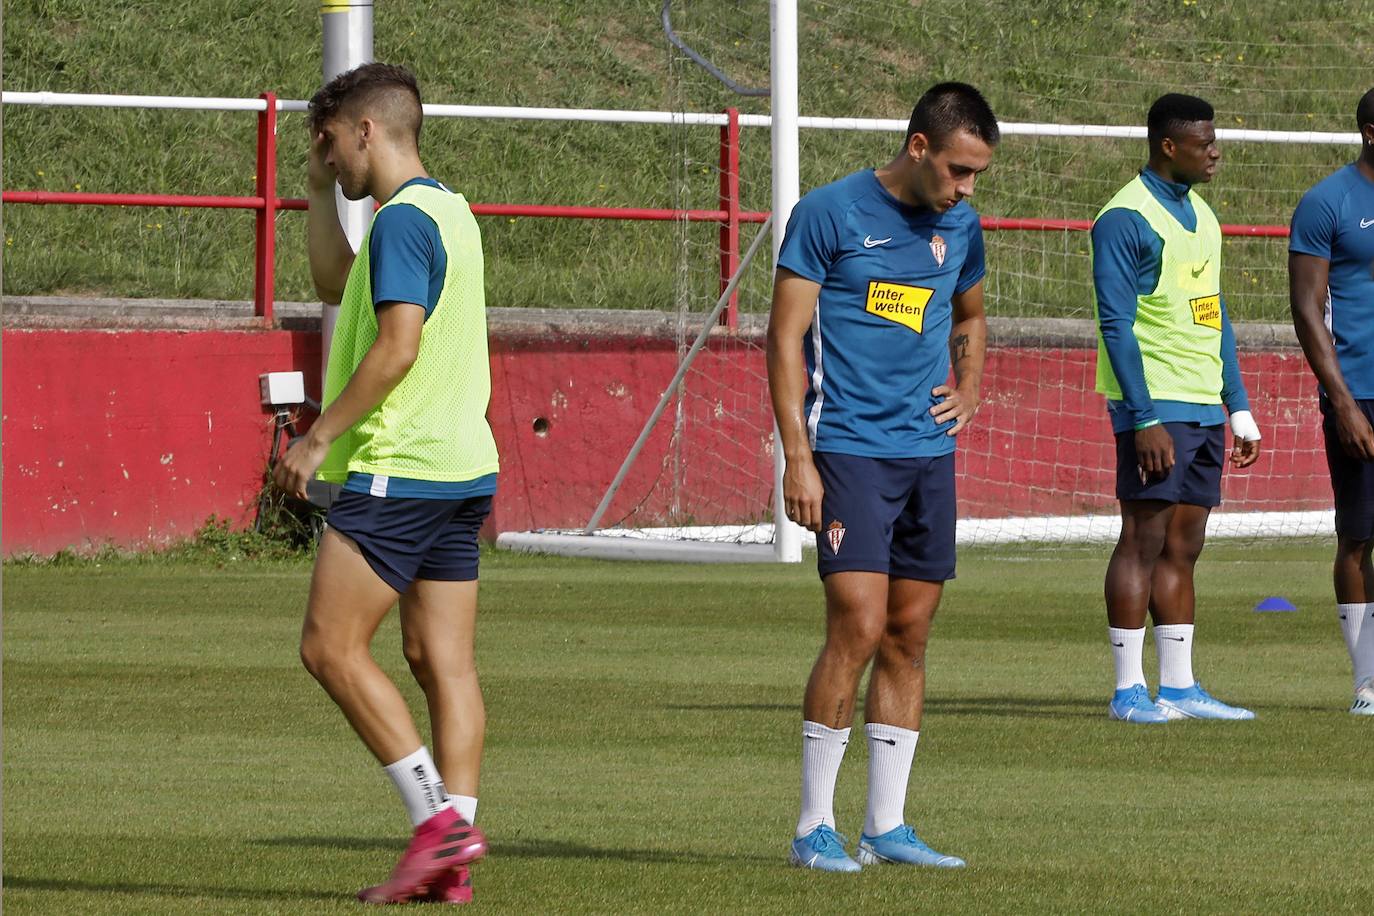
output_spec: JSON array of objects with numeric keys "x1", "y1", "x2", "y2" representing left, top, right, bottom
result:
[
  {"x1": 889, "y1": 824, "x2": 929, "y2": 850},
  {"x1": 810, "y1": 825, "x2": 851, "y2": 856},
  {"x1": 1125, "y1": 684, "x2": 1154, "y2": 707}
]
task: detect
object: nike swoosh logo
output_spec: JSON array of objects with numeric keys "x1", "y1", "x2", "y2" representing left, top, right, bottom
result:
[
  {"x1": 1163, "y1": 636, "x2": 1186, "y2": 642},
  {"x1": 863, "y1": 235, "x2": 892, "y2": 248},
  {"x1": 1361, "y1": 218, "x2": 1374, "y2": 229},
  {"x1": 1111, "y1": 642, "x2": 1125, "y2": 647},
  {"x1": 1190, "y1": 260, "x2": 1210, "y2": 278},
  {"x1": 874, "y1": 737, "x2": 896, "y2": 746}
]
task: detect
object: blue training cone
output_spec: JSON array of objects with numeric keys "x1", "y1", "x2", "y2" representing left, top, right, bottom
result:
[{"x1": 1254, "y1": 596, "x2": 1297, "y2": 612}]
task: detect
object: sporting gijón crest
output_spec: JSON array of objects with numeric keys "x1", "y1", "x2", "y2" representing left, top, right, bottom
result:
[
  {"x1": 826, "y1": 520, "x2": 846, "y2": 555},
  {"x1": 929, "y1": 233, "x2": 947, "y2": 267}
]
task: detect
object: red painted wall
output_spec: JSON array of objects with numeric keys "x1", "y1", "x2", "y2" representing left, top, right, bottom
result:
[{"x1": 1, "y1": 326, "x2": 1330, "y2": 556}]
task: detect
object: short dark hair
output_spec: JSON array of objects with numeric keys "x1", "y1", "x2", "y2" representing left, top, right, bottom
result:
[
  {"x1": 1357, "y1": 87, "x2": 1374, "y2": 139},
  {"x1": 1147, "y1": 93, "x2": 1214, "y2": 148},
  {"x1": 905, "y1": 82, "x2": 999, "y2": 150},
  {"x1": 308, "y1": 62, "x2": 423, "y2": 143}
]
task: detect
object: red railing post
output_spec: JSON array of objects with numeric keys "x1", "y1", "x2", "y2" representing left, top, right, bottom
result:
[
  {"x1": 254, "y1": 92, "x2": 278, "y2": 325},
  {"x1": 718, "y1": 107, "x2": 741, "y2": 328}
]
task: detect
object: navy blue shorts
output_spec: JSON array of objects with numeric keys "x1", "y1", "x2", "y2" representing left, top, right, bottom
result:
[
  {"x1": 813, "y1": 451, "x2": 956, "y2": 582},
  {"x1": 1321, "y1": 395, "x2": 1374, "y2": 540},
  {"x1": 1115, "y1": 422, "x2": 1224, "y2": 506},
  {"x1": 325, "y1": 492, "x2": 492, "y2": 593}
]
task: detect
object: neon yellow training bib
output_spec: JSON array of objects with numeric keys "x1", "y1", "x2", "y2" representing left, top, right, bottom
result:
[
  {"x1": 1094, "y1": 175, "x2": 1224, "y2": 405},
  {"x1": 317, "y1": 182, "x2": 500, "y2": 484}
]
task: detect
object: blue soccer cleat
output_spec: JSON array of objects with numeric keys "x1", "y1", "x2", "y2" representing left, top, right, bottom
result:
[
  {"x1": 856, "y1": 824, "x2": 965, "y2": 868},
  {"x1": 1155, "y1": 682, "x2": 1255, "y2": 720},
  {"x1": 789, "y1": 824, "x2": 861, "y2": 872},
  {"x1": 1108, "y1": 684, "x2": 1169, "y2": 723}
]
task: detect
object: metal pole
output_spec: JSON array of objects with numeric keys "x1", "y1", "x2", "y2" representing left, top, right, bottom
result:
[
  {"x1": 770, "y1": 0, "x2": 803, "y2": 562},
  {"x1": 253, "y1": 92, "x2": 278, "y2": 325},
  {"x1": 320, "y1": 0, "x2": 373, "y2": 382},
  {"x1": 585, "y1": 216, "x2": 774, "y2": 535},
  {"x1": 718, "y1": 107, "x2": 740, "y2": 328}
]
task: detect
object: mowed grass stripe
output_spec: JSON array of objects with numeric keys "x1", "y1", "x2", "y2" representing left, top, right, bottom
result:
[{"x1": 5, "y1": 542, "x2": 1372, "y2": 913}]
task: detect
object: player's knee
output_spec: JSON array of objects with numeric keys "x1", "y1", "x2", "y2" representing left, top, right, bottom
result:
[
  {"x1": 402, "y1": 638, "x2": 434, "y2": 686},
  {"x1": 830, "y1": 615, "x2": 885, "y2": 664},
  {"x1": 299, "y1": 632, "x2": 356, "y2": 686},
  {"x1": 1118, "y1": 526, "x2": 1167, "y2": 562}
]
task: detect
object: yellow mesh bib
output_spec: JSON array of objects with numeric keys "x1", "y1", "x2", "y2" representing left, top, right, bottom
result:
[
  {"x1": 317, "y1": 182, "x2": 499, "y2": 484},
  {"x1": 1094, "y1": 176, "x2": 1224, "y2": 405}
]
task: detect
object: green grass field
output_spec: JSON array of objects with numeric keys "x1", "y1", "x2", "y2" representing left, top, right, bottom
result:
[
  {"x1": 5, "y1": 541, "x2": 1372, "y2": 914},
  {"x1": 4, "y1": 1, "x2": 1374, "y2": 319}
]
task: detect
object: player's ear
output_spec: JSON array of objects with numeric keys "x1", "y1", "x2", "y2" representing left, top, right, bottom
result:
[
  {"x1": 1363, "y1": 123, "x2": 1374, "y2": 149},
  {"x1": 907, "y1": 131, "x2": 930, "y2": 164},
  {"x1": 357, "y1": 116, "x2": 375, "y2": 146},
  {"x1": 1160, "y1": 135, "x2": 1176, "y2": 160}
]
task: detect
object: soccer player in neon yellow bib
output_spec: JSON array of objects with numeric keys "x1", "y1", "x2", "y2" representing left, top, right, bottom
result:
[
  {"x1": 273, "y1": 63, "x2": 494, "y2": 904},
  {"x1": 1092, "y1": 94, "x2": 1262, "y2": 724}
]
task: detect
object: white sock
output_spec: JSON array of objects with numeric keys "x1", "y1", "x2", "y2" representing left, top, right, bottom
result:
[
  {"x1": 1109, "y1": 626, "x2": 1147, "y2": 690},
  {"x1": 383, "y1": 746, "x2": 453, "y2": 827},
  {"x1": 1338, "y1": 603, "x2": 1365, "y2": 683},
  {"x1": 863, "y1": 723, "x2": 919, "y2": 837},
  {"x1": 797, "y1": 721, "x2": 849, "y2": 838},
  {"x1": 447, "y1": 794, "x2": 478, "y2": 824},
  {"x1": 1155, "y1": 623, "x2": 1196, "y2": 690},
  {"x1": 1354, "y1": 605, "x2": 1374, "y2": 688}
]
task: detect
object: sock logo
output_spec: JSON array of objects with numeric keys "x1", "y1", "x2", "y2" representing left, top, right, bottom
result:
[
  {"x1": 873, "y1": 736, "x2": 897, "y2": 746},
  {"x1": 1111, "y1": 641, "x2": 1125, "y2": 647},
  {"x1": 826, "y1": 520, "x2": 846, "y2": 555},
  {"x1": 412, "y1": 765, "x2": 448, "y2": 814},
  {"x1": 1163, "y1": 636, "x2": 1186, "y2": 642}
]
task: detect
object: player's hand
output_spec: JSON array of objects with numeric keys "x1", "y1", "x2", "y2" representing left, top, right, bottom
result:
[
  {"x1": 307, "y1": 129, "x2": 336, "y2": 194},
  {"x1": 1334, "y1": 402, "x2": 1374, "y2": 462},
  {"x1": 273, "y1": 431, "x2": 330, "y2": 501},
  {"x1": 1228, "y1": 409, "x2": 1261, "y2": 469},
  {"x1": 1135, "y1": 424, "x2": 1174, "y2": 482},
  {"x1": 1230, "y1": 435, "x2": 1260, "y2": 468},
  {"x1": 930, "y1": 383, "x2": 979, "y2": 436},
  {"x1": 783, "y1": 454, "x2": 825, "y2": 532}
]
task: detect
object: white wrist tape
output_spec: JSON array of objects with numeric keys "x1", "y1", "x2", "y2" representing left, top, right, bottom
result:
[{"x1": 1229, "y1": 409, "x2": 1262, "y2": 442}]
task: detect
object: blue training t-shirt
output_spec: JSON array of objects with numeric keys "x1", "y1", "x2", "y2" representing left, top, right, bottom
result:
[
  {"x1": 1092, "y1": 167, "x2": 1249, "y2": 434},
  {"x1": 1290, "y1": 163, "x2": 1374, "y2": 399},
  {"x1": 342, "y1": 176, "x2": 497, "y2": 501},
  {"x1": 777, "y1": 168, "x2": 985, "y2": 458}
]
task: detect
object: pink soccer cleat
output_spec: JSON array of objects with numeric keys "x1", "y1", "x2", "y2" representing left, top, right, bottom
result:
[
  {"x1": 423, "y1": 865, "x2": 474, "y2": 905},
  {"x1": 357, "y1": 807, "x2": 487, "y2": 904}
]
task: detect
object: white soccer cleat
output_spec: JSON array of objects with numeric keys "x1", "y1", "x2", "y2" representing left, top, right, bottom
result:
[{"x1": 1351, "y1": 678, "x2": 1374, "y2": 717}]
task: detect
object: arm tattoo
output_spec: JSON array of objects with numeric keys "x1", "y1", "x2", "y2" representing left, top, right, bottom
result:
[{"x1": 950, "y1": 333, "x2": 969, "y2": 366}]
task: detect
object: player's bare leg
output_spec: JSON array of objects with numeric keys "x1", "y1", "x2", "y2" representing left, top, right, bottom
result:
[
  {"x1": 863, "y1": 578, "x2": 941, "y2": 731},
  {"x1": 1104, "y1": 500, "x2": 1173, "y2": 722},
  {"x1": 1331, "y1": 536, "x2": 1374, "y2": 605},
  {"x1": 400, "y1": 578, "x2": 485, "y2": 801},
  {"x1": 791, "y1": 571, "x2": 885, "y2": 872},
  {"x1": 301, "y1": 530, "x2": 484, "y2": 904},
  {"x1": 1105, "y1": 499, "x2": 1174, "y2": 629},
  {"x1": 1146, "y1": 502, "x2": 1253, "y2": 720},
  {"x1": 856, "y1": 577, "x2": 963, "y2": 868},
  {"x1": 401, "y1": 577, "x2": 486, "y2": 902},
  {"x1": 1334, "y1": 537, "x2": 1374, "y2": 712},
  {"x1": 803, "y1": 571, "x2": 888, "y2": 728},
  {"x1": 300, "y1": 528, "x2": 421, "y2": 761},
  {"x1": 1147, "y1": 502, "x2": 1208, "y2": 626}
]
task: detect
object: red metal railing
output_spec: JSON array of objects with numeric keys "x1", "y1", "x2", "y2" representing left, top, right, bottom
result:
[{"x1": 1, "y1": 94, "x2": 1293, "y2": 326}]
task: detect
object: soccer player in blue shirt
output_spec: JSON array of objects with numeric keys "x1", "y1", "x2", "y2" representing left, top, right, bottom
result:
[
  {"x1": 1093, "y1": 94, "x2": 1262, "y2": 725},
  {"x1": 1289, "y1": 87, "x2": 1374, "y2": 716},
  {"x1": 767, "y1": 83, "x2": 997, "y2": 872}
]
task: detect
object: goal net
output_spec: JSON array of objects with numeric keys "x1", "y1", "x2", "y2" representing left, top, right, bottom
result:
[{"x1": 501, "y1": 1, "x2": 1367, "y2": 561}]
